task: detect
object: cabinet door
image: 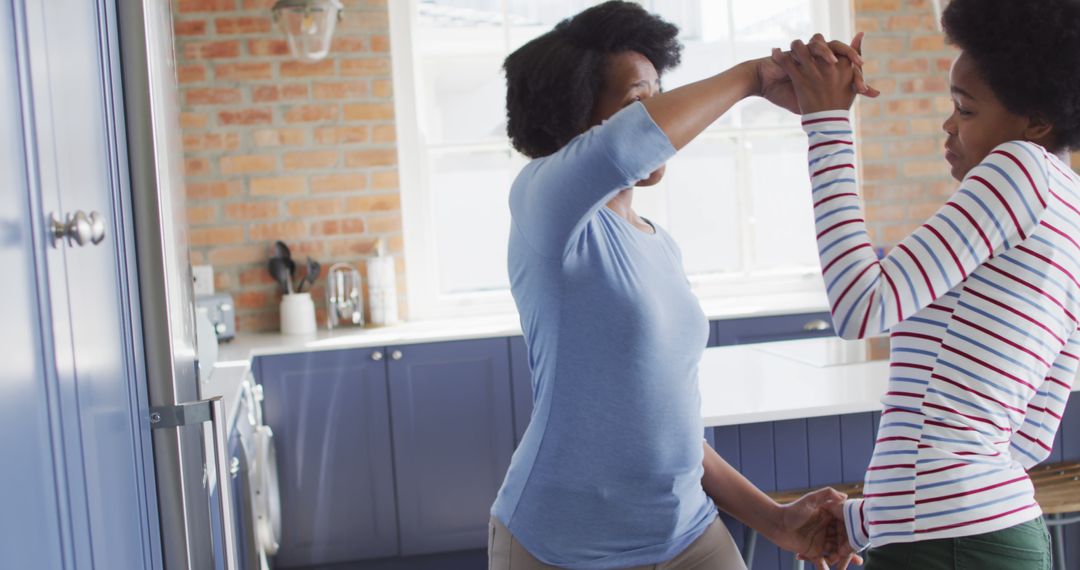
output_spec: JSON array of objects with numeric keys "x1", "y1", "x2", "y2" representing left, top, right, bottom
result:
[
  {"x1": 13, "y1": 0, "x2": 161, "y2": 568},
  {"x1": 0, "y1": 5, "x2": 65, "y2": 567},
  {"x1": 388, "y1": 339, "x2": 515, "y2": 555},
  {"x1": 257, "y1": 349, "x2": 399, "y2": 567},
  {"x1": 509, "y1": 336, "x2": 533, "y2": 445},
  {"x1": 713, "y1": 312, "x2": 834, "y2": 346}
]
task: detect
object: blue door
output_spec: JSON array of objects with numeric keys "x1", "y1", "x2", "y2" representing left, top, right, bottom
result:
[
  {"x1": 0, "y1": 0, "x2": 162, "y2": 567},
  {"x1": 257, "y1": 349, "x2": 400, "y2": 567},
  {"x1": 387, "y1": 338, "x2": 515, "y2": 555},
  {"x1": 0, "y1": 4, "x2": 65, "y2": 566}
]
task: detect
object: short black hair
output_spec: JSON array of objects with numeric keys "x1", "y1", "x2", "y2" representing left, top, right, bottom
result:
[
  {"x1": 942, "y1": 0, "x2": 1080, "y2": 151},
  {"x1": 503, "y1": 1, "x2": 682, "y2": 158}
]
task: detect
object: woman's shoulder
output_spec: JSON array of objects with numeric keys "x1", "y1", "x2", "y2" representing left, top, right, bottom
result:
[{"x1": 968, "y1": 140, "x2": 1053, "y2": 194}]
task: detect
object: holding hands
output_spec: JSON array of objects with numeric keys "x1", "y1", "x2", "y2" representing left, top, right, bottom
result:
[
  {"x1": 775, "y1": 488, "x2": 863, "y2": 569},
  {"x1": 756, "y1": 32, "x2": 879, "y2": 114}
]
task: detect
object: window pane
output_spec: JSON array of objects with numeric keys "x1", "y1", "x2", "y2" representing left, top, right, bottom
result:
[
  {"x1": 731, "y1": 1, "x2": 813, "y2": 129},
  {"x1": 417, "y1": 2, "x2": 507, "y2": 145},
  {"x1": 430, "y1": 148, "x2": 523, "y2": 294},
  {"x1": 417, "y1": 55, "x2": 506, "y2": 145},
  {"x1": 407, "y1": 0, "x2": 833, "y2": 311},
  {"x1": 732, "y1": 0, "x2": 813, "y2": 43},
  {"x1": 645, "y1": 136, "x2": 743, "y2": 275},
  {"x1": 417, "y1": 1, "x2": 505, "y2": 55},
  {"x1": 663, "y1": 42, "x2": 737, "y2": 130},
  {"x1": 747, "y1": 134, "x2": 819, "y2": 270},
  {"x1": 506, "y1": 0, "x2": 597, "y2": 51}
]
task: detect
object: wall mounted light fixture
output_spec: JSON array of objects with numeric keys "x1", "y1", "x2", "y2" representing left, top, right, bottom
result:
[{"x1": 271, "y1": 0, "x2": 344, "y2": 62}]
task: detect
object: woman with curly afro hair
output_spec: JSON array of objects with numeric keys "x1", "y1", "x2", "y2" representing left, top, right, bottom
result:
[
  {"x1": 770, "y1": 0, "x2": 1080, "y2": 568},
  {"x1": 488, "y1": 2, "x2": 875, "y2": 569}
]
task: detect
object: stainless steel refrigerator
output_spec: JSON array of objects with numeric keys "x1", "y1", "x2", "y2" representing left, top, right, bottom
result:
[{"x1": 118, "y1": 0, "x2": 237, "y2": 568}]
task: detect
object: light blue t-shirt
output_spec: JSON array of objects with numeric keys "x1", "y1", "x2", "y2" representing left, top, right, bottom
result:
[{"x1": 491, "y1": 102, "x2": 717, "y2": 569}]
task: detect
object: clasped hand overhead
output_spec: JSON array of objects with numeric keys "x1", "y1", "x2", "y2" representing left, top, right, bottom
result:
[{"x1": 756, "y1": 32, "x2": 880, "y2": 115}]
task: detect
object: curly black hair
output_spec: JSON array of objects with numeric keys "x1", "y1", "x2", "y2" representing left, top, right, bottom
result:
[
  {"x1": 503, "y1": 1, "x2": 682, "y2": 158},
  {"x1": 942, "y1": 0, "x2": 1080, "y2": 151}
]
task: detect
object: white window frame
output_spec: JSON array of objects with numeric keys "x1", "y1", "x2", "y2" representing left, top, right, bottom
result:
[{"x1": 390, "y1": 0, "x2": 855, "y2": 321}]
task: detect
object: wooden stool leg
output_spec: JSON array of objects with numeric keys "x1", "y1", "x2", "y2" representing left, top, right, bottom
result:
[{"x1": 743, "y1": 529, "x2": 758, "y2": 568}]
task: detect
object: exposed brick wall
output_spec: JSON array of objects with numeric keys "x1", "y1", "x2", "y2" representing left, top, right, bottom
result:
[
  {"x1": 853, "y1": 0, "x2": 1080, "y2": 246},
  {"x1": 175, "y1": 0, "x2": 1078, "y2": 333},
  {"x1": 174, "y1": 0, "x2": 404, "y2": 332},
  {"x1": 852, "y1": 0, "x2": 959, "y2": 247}
]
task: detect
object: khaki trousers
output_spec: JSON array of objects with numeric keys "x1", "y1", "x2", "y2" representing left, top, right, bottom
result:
[{"x1": 488, "y1": 516, "x2": 748, "y2": 570}]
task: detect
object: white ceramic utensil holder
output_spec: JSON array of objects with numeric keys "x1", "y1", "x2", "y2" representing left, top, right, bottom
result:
[{"x1": 280, "y1": 292, "x2": 316, "y2": 335}]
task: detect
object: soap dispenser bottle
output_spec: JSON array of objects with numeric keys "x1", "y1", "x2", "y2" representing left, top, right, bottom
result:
[{"x1": 366, "y1": 238, "x2": 399, "y2": 326}]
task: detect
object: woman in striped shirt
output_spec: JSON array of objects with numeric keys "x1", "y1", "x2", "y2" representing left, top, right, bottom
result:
[{"x1": 772, "y1": 0, "x2": 1080, "y2": 568}]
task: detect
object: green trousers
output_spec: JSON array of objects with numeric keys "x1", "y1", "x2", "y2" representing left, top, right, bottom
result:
[{"x1": 864, "y1": 518, "x2": 1052, "y2": 570}]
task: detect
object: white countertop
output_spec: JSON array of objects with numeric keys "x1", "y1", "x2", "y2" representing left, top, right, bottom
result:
[
  {"x1": 208, "y1": 325, "x2": 1080, "y2": 433},
  {"x1": 204, "y1": 291, "x2": 833, "y2": 429},
  {"x1": 698, "y1": 337, "x2": 1080, "y2": 427},
  {"x1": 216, "y1": 290, "x2": 830, "y2": 363}
]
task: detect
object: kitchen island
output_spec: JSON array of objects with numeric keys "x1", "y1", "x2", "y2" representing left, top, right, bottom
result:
[{"x1": 207, "y1": 330, "x2": 1080, "y2": 570}]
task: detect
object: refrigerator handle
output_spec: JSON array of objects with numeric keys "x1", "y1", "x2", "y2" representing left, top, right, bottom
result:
[{"x1": 151, "y1": 397, "x2": 238, "y2": 570}]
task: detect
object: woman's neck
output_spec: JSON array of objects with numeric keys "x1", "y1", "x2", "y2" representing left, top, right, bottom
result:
[
  {"x1": 606, "y1": 188, "x2": 655, "y2": 234},
  {"x1": 606, "y1": 189, "x2": 634, "y2": 218}
]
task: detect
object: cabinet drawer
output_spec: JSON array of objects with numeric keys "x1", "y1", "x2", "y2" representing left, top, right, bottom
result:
[{"x1": 711, "y1": 312, "x2": 834, "y2": 346}]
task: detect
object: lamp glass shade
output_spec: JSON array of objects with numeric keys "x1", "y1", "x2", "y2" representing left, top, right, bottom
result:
[{"x1": 273, "y1": 0, "x2": 342, "y2": 62}]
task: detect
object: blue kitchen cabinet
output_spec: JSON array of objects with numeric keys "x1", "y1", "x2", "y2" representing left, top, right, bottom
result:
[
  {"x1": 387, "y1": 338, "x2": 516, "y2": 555},
  {"x1": 1, "y1": 0, "x2": 166, "y2": 568},
  {"x1": 257, "y1": 348, "x2": 400, "y2": 567},
  {"x1": 255, "y1": 338, "x2": 518, "y2": 564},
  {"x1": 1, "y1": 6, "x2": 66, "y2": 566},
  {"x1": 509, "y1": 336, "x2": 533, "y2": 445},
  {"x1": 711, "y1": 312, "x2": 834, "y2": 346}
]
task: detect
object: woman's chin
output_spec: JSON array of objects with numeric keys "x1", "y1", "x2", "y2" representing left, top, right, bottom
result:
[{"x1": 948, "y1": 162, "x2": 969, "y2": 182}]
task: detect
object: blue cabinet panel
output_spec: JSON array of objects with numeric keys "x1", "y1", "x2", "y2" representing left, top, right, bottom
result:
[
  {"x1": 388, "y1": 338, "x2": 515, "y2": 556},
  {"x1": 711, "y1": 426, "x2": 745, "y2": 548},
  {"x1": 509, "y1": 336, "x2": 533, "y2": 446},
  {"x1": 713, "y1": 312, "x2": 835, "y2": 346},
  {"x1": 1050, "y1": 427, "x2": 1065, "y2": 464},
  {"x1": 1063, "y1": 392, "x2": 1080, "y2": 461},
  {"x1": 1061, "y1": 392, "x2": 1080, "y2": 564},
  {"x1": 773, "y1": 420, "x2": 811, "y2": 568},
  {"x1": 708, "y1": 320, "x2": 721, "y2": 347},
  {"x1": 258, "y1": 349, "x2": 399, "y2": 567},
  {"x1": 0, "y1": 4, "x2": 65, "y2": 565},
  {"x1": 807, "y1": 416, "x2": 844, "y2": 487},
  {"x1": 840, "y1": 414, "x2": 876, "y2": 485},
  {"x1": 739, "y1": 423, "x2": 779, "y2": 570},
  {"x1": 774, "y1": 420, "x2": 810, "y2": 492}
]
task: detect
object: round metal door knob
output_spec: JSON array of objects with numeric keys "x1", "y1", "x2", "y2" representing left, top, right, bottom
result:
[
  {"x1": 390, "y1": 350, "x2": 402, "y2": 361},
  {"x1": 87, "y1": 211, "x2": 106, "y2": 245},
  {"x1": 49, "y1": 210, "x2": 106, "y2": 248},
  {"x1": 371, "y1": 351, "x2": 384, "y2": 361}
]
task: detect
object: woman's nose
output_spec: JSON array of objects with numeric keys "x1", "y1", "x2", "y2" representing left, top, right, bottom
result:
[{"x1": 942, "y1": 113, "x2": 956, "y2": 135}]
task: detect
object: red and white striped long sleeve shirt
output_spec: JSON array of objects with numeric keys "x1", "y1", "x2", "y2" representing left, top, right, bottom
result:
[{"x1": 802, "y1": 110, "x2": 1080, "y2": 550}]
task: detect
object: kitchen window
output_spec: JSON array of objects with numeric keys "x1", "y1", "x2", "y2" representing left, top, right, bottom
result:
[{"x1": 389, "y1": 0, "x2": 853, "y2": 320}]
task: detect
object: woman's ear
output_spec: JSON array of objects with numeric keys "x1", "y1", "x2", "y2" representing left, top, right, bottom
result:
[{"x1": 1024, "y1": 114, "x2": 1056, "y2": 147}]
